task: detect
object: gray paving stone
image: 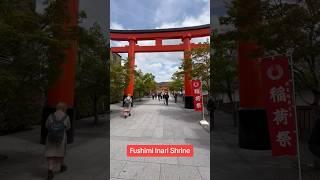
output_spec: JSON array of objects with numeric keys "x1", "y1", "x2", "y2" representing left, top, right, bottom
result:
[
  {"x1": 111, "y1": 98, "x2": 210, "y2": 180},
  {"x1": 198, "y1": 167, "x2": 210, "y2": 180},
  {"x1": 117, "y1": 161, "x2": 160, "y2": 180},
  {"x1": 160, "y1": 164, "x2": 202, "y2": 180},
  {"x1": 110, "y1": 160, "x2": 126, "y2": 177}
]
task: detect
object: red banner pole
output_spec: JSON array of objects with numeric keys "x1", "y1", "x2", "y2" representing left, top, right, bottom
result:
[
  {"x1": 200, "y1": 77, "x2": 205, "y2": 121},
  {"x1": 288, "y1": 51, "x2": 302, "y2": 180}
]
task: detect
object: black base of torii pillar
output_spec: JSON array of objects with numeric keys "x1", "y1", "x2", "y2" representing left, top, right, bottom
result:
[{"x1": 184, "y1": 96, "x2": 194, "y2": 109}]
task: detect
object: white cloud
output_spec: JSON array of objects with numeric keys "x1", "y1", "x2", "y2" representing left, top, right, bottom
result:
[
  {"x1": 110, "y1": 1, "x2": 209, "y2": 82},
  {"x1": 163, "y1": 39, "x2": 183, "y2": 45},
  {"x1": 133, "y1": 52, "x2": 183, "y2": 82},
  {"x1": 137, "y1": 40, "x2": 155, "y2": 46},
  {"x1": 110, "y1": 40, "x2": 128, "y2": 47},
  {"x1": 153, "y1": 0, "x2": 184, "y2": 24},
  {"x1": 110, "y1": 21, "x2": 125, "y2": 30},
  {"x1": 191, "y1": 37, "x2": 210, "y2": 43},
  {"x1": 110, "y1": 21, "x2": 128, "y2": 47},
  {"x1": 149, "y1": 62, "x2": 162, "y2": 68},
  {"x1": 156, "y1": 0, "x2": 209, "y2": 29}
]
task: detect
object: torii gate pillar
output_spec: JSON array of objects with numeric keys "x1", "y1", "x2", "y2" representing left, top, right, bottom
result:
[
  {"x1": 124, "y1": 38, "x2": 137, "y2": 96},
  {"x1": 40, "y1": 0, "x2": 79, "y2": 144},
  {"x1": 237, "y1": 0, "x2": 270, "y2": 150},
  {"x1": 183, "y1": 34, "x2": 194, "y2": 109}
]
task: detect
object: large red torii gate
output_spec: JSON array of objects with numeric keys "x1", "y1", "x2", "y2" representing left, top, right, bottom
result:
[{"x1": 110, "y1": 24, "x2": 210, "y2": 109}]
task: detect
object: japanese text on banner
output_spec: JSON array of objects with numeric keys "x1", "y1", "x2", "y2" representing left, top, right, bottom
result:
[
  {"x1": 192, "y1": 80, "x2": 203, "y2": 112},
  {"x1": 261, "y1": 56, "x2": 297, "y2": 156}
]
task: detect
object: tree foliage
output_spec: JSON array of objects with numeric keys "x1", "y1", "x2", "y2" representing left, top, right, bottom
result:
[
  {"x1": 110, "y1": 58, "x2": 129, "y2": 103},
  {"x1": 178, "y1": 40, "x2": 210, "y2": 92},
  {"x1": 211, "y1": 32, "x2": 238, "y2": 103},
  {"x1": 0, "y1": 0, "x2": 69, "y2": 132},
  {"x1": 77, "y1": 23, "x2": 108, "y2": 125},
  {"x1": 169, "y1": 70, "x2": 184, "y2": 92},
  {"x1": 221, "y1": 0, "x2": 320, "y2": 106},
  {"x1": 134, "y1": 70, "x2": 156, "y2": 100}
]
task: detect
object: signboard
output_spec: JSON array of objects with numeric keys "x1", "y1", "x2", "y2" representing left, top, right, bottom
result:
[
  {"x1": 192, "y1": 80, "x2": 203, "y2": 112},
  {"x1": 261, "y1": 56, "x2": 297, "y2": 156}
]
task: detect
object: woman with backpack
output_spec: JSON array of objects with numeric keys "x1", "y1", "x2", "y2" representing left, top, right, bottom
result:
[
  {"x1": 45, "y1": 102, "x2": 71, "y2": 180},
  {"x1": 123, "y1": 94, "x2": 132, "y2": 118}
]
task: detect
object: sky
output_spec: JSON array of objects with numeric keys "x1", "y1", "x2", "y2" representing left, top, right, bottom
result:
[
  {"x1": 34, "y1": 0, "x2": 226, "y2": 82},
  {"x1": 36, "y1": 0, "x2": 108, "y2": 29},
  {"x1": 111, "y1": 0, "x2": 210, "y2": 82}
]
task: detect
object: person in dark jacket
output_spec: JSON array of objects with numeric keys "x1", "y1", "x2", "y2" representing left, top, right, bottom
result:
[
  {"x1": 174, "y1": 93, "x2": 178, "y2": 103},
  {"x1": 122, "y1": 95, "x2": 126, "y2": 107},
  {"x1": 309, "y1": 116, "x2": 320, "y2": 169},
  {"x1": 164, "y1": 93, "x2": 169, "y2": 105},
  {"x1": 206, "y1": 96, "x2": 216, "y2": 131}
]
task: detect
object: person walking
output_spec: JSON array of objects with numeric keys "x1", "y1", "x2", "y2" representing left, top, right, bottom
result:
[
  {"x1": 206, "y1": 96, "x2": 216, "y2": 131},
  {"x1": 122, "y1": 95, "x2": 126, "y2": 107},
  {"x1": 164, "y1": 92, "x2": 169, "y2": 106},
  {"x1": 123, "y1": 94, "x2": 132, "y2": 118},
  {"x1": 308, "y1": 108, "x2": 320, "y2": 169},
  {"x1": 158, "y1": 93, "x2": 161, "y2": 101},
  {"x1": 45, "y1": 102, "x2": 71, "y2": 180},
  {"x1": 174, "y1": 93, "x2": 178, "y2": 103}
]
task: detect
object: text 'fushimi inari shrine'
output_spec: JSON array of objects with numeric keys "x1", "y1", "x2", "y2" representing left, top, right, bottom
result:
[{"x1": 110, "y1": 25, "x2": 210, "y2": 108}]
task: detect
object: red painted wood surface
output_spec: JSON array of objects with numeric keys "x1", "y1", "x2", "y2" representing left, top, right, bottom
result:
[
  {"x1": 110, "y1": 25, "x2": 209, "y2": 41},
  {"x1": 47, "y1": 0, "x2": 79, "y2": 108},
  {"x1": 238, "y1": 42, "x2": 264, "y2": 108}
]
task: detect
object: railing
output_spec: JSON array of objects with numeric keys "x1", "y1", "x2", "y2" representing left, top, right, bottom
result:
[{"x1": 296, "y1": 106, "x2": 314, "y2": 135}]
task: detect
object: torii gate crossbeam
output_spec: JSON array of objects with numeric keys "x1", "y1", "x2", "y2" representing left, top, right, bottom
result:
[{"x1": 110, "y1": 24, "x2": 210, "y2": 109}]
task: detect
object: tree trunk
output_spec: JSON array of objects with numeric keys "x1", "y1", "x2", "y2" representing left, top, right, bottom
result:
[{"x1": 93, "y1": 94, "x2": 98, "y2": 125}]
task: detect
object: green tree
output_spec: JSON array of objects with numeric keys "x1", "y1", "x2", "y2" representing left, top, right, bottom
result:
[
  {"x1": 221, "y1": 0, "x2": 320, "y2": 111},
  {"x1": 190, "y1": 41, "x2": 210, "y2": 91},
  {"x1": 77, "y1": 23, "x2": 108, "y2": 125},
  {"x1": 0, "y1": 0, "x2": 68, "y2": 132},
  {"x1": 211, "y1": 33, "x2": 238, "y2": 103},
  {"x1": 169, "y1": 71, "x2": 184, "y2": 93},
  {"x1": 110, "y1": 58, "x2": 129, "y2": 103},
  {"x1": 143, "y1": 73, "x2": 157, "y2": 93},
  {"x1": 179, "y1": 41, "x2": 210, "y2": 92},
  {"x1": 134, "y1": 70, "x2": 144, "y2": 100},
  {"x1": 134, "y1": 70, "x2": 156, "y2": 101},
  {"x1": 211, "y1": 32, "x2": 238, "y2": 125}
]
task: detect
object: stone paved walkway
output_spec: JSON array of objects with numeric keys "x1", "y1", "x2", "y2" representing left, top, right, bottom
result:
[
  {"x1": 110, "y1": 97, "x2": 210, "y2": 180},
  {"x1": 212, "y1": 110, "x2": 320, "y2": 180},
  {"x1": 0, "y1": 115, "x2": 108, "y2": 180}
]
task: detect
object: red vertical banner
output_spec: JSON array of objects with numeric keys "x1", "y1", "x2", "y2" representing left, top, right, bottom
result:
[
  {"x1": 192, "y1": 80, "x2": 203, "y2": 112},
  {"x1": 261, "y1": 56, "x2": 297, "y2": 156}
]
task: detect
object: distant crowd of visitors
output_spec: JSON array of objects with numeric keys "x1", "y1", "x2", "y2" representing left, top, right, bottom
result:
[{"x1": 151, "y1": 92, "x2": 178, "y2": 106}]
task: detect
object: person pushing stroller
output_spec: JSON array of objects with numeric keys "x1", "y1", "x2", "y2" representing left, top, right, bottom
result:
[{"x1": 123, "y1": 94, "x2": 132, "y2": 118}]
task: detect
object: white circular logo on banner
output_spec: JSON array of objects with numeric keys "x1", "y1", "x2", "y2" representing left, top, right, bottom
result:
[
  {"x1": 193, "y1": 81, "x2": 200, "y2": 88},
  {"x1": 267, "y1": 64, "x2": 284, "y2": 80}
]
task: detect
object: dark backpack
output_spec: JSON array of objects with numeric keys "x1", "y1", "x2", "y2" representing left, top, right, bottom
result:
[
  {"x1": 124, "y1": 98, "x2": 131, "y2": 107},
  {"x1": 47, "y1": 114, "x2": 67, "y2": 144}
]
